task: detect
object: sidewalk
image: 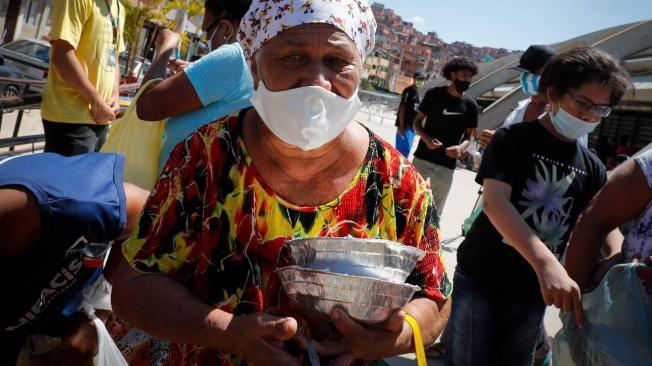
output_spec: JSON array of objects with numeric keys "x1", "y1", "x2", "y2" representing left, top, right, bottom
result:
[{"x1": 356, "y1": 111, "x2": 562, "y2": 366}]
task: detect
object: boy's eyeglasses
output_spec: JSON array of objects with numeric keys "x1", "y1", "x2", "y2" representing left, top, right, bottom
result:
[{"x1": 565, "y1": 92, "x2": 612, "y2": 117}]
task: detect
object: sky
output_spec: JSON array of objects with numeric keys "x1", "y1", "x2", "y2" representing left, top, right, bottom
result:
[{"x1": 375, "y1": 0, "x2": 652, "y2": 51}]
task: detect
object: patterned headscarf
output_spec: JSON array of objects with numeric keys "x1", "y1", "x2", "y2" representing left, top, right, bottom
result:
[{"x1": 238, "y1": 0, "x2": 377, "y2": 61}]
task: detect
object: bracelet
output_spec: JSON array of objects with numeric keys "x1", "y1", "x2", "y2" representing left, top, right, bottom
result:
[{"x1": 404, "y1": 314, "x2": 426, "y2": 366}]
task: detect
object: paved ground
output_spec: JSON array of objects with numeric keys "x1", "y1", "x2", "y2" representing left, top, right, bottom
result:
[
  {"x1": 3, "y1": 108, "x2": 562, "y2": 365},
  {"x1": 0, "y1": 109, "x2": 44, "y2": 155}
]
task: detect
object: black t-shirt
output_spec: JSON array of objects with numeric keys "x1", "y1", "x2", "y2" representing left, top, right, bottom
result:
[
  {"x1": 395, "y1": 86, "x2": 420, "y2": 129},
  {"x1": 414, "y1": 86, "x2": 478, "y2": 169},
  {"x1": 457, "y1": 121, "x2": 607, "y2": 302}
]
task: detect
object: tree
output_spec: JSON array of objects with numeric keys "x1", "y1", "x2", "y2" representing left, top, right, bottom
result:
[
  {"x1": 163, "y1": 0, "x2": 204, "y2": 55},
  {"x1": 123, "y1": 0, "x2": 162, "y2": 81},
  {"x1": 122, "y1": 0, "x2": 204, "y2": 81}
]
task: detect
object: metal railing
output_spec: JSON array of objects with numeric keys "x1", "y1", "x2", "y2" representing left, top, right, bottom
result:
[
  {"x1": 357, "y1": 89, "x2": 400, "y2": 125},
  {"x1": 0, "y1": 79, "x2": 140, "y2": 156}
]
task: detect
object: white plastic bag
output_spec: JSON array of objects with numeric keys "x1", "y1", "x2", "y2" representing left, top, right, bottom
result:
[
  {"x1": 553, "y1": 263, "x2": 652, "y2": 366},
  {"x1": 80, "y1": 275, "x2": 128, "y2": 366}
]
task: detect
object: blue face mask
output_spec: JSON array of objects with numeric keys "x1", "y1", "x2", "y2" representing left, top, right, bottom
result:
[
  {"x1": 520, "y1": 72, "x2": 539, "y2": 97},
  {"x1": 549, "y1": 105, "x2": 599, "y2": 140}
]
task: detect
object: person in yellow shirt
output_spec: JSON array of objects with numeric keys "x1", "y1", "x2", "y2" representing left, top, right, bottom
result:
[{"x1": 41, "y1": 0, "x2": 125, "y2": 156}]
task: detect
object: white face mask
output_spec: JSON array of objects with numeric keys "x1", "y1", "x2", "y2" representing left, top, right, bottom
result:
[
  {"x1": 251, "y1": 81, "x2": 362, "y2": 151},
  {"x1": 549, "y1": 105, "x2": 599, "y2": 140}
]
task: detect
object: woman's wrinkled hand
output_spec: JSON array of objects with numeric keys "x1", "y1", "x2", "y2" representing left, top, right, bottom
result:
[
  {"x1": 228, "y1": 312, "x2": 301, "y2": 366},
  {"x1": 297, "y1": 308, "x2": 412, "y2": 365}
]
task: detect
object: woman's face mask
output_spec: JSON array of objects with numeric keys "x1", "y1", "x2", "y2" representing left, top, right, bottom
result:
[
  {"x1": 251, "y1": 81, "x2": 362, "y2": 151},
  {"x1": 196, "y1": 18, "x2": 223, "y2": 54}
]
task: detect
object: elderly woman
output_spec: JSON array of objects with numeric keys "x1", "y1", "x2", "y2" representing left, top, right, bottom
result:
[{"x1": 110, "y1": 1, "x2": 451, "y2": 365}]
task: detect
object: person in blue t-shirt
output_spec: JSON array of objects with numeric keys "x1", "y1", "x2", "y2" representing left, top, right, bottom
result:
[
  {"x1": 135, "y1": 0, "x2": 254, "y2": 171},
  {"x1": 0, "y1": 153, "x2": 148, "y2": 365}
]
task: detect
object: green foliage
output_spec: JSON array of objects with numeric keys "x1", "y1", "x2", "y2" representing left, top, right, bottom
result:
[{"x1": 121, "y1": 0, "x2": 206, "y2": 79}]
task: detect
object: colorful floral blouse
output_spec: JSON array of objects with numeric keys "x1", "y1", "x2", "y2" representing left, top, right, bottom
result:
[{"x1": 119, "y1": 109, "x2": 451, "y2": 365}]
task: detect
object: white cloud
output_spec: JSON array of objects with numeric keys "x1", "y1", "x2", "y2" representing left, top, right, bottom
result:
[{"x1": 409, "y1": 16, "x2": 425, "y2": 24}]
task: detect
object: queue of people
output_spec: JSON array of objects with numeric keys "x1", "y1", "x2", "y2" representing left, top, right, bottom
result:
[{"x1": 1, "y1": 0, "x2": 650, "y2": 365}]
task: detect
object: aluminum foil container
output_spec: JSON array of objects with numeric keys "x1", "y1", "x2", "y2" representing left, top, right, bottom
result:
[
  {"x1": 281, "y1": 237, "x2": 426, "y2": 284},
  {"x1": 277, "y1": 266, "x2": 419, "y2": 324}
]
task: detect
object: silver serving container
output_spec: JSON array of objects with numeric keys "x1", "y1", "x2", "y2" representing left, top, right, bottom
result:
[
  {"x1": 277, "y1": 266, "x2": 420, "y2": 324},
  {"x1": 282, "y1": 237, "x2": 426, "y2": 284}
]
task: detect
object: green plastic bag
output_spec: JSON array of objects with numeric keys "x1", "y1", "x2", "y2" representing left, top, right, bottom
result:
[{"x1": 553, "y1": 263, "x2": 652, "y2": 366}]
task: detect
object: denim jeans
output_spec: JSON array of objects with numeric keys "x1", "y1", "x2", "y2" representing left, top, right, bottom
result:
[
  {"x1": 445, "y1": 269, "x2": 546, "y2": 366},
  {"x1": 395, "y1": 128, "x2": 415, "y2": 158}
]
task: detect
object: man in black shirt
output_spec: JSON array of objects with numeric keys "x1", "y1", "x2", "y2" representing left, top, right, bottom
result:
[
  {"x1": 395, "y1": 72, "x2": 425, "y2": 157},
  {"x1": 413, "y1": 58, "x2": 479, "y2": 213}
]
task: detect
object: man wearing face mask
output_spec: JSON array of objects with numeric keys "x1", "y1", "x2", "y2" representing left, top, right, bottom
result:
[
  {"x1": 395, "y1": 72, "x2": 426, "y2": 157},
  {"x1": 413, "y1": 58, "x2": 479, "y2": 213}
]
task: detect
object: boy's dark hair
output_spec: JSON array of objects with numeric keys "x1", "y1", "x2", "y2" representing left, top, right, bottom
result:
[
  {"x1": 205, "y1": 0, "x2": 251, "y2": 23},
  {"x1": 442, "y1": 57, "x2": 478, "y2": 80},
  {"x1": 539, "y1": 46, "x2": 631, "y2": 106}
]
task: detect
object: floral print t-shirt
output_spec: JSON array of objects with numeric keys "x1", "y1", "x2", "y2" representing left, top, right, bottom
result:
[
  {"x1": 119, "y1": 109, "x2": 451, "y2": 365},
  {"x1": 623, "y1": 149, "x2": 652, "y2": 261}
]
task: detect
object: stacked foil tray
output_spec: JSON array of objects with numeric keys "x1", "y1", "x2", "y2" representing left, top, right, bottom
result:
[{"x1": 277, "y1": 237, "x2": 425, "y2": 324}]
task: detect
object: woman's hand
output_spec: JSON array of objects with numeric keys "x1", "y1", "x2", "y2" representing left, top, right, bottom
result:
[
  {"x1": 297, "y1": 308, "x2": 412, "y2": 364},
  {"x1": 330, "y1": 308, "x2": 412, "y2": 364},
  {"x1": 228, "y1": 312, "x2": 301, "y2": 366},
  {"x1": 155, "y1": 29, "x2": 182, "y2": 52},
  {"x1": 536, "y1": 257, "x2": 584, "y2": 328},
  {"x1": 167, "y1": 58, "x2": 189, "y2": 74}
]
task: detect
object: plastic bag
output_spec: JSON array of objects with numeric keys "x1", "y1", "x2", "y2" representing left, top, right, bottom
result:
[
  {"x1": 553, "y1": 263, "x2": 652, "y2": 366},
  {"x1": 80, "y1": 274, "x2": 128, "y2": 366},
  {"x1": 101, "y1": 79, "x2": 164, "y2": 191}
]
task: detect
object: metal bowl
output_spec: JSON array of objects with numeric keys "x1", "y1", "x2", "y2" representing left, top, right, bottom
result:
[
  {"x1": 281, "y1": 237, "x2": 426, "y2": 284},
  {"x1": 277, "y1": 266, "x2": 420, "y2": 324}
]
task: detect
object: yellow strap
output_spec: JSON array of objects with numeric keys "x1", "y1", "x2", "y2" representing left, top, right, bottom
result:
[{"x1": 405, "y1": 314, "x2": 427, "y2": 366}]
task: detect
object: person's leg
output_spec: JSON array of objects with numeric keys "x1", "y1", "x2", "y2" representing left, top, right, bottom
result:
[
  {"x1": 412, "y1": 157, "x2": 436, "y2": 188},
  {"x1": 445, "y1": 270, "x2": 496, "y2": 366},
  {"x1": 495, "y1": 299, "x2": 546, "y2": 366},
  {"x1": 42, "y1": 120, "x2": 106, "y2": 156},
  {"x1": 395, "y1": 130, "x2": 411, "y2": 158},
  {"x1": 92, "y1": 124, "x2": 109, "y2": 152},
  {"x1": 404, "y1": 128, "x2": 415, "y2": 156},
  {"x1": 413, "y1": 158, "x2": 448, "y2": 214},
  {"x1": 431, "y1": 164, "x2": 454, "y2": 213}
]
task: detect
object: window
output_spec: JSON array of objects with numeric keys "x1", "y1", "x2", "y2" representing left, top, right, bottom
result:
[{"x1": 3, "y1": 40, "x2": 50, "y2": 63}]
